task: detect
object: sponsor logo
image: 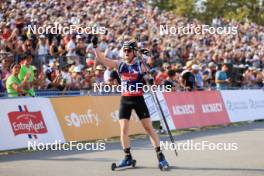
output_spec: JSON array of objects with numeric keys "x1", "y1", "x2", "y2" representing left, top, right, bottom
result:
[
  {"x1": 64, "y1": 109, "x2": 100, "y2": 127},
  {"x1": 201, "y1": 103, "x2": 223, "y2": 113},
  {"x1": 248, "y1": 99, "x2": 264, "y2": 109},
  {"x1": 226, "y1": 100, "x2": 248, "y2": 111},
  {"x1": 172, "y1": 104, "x2": 195, "y2": 115},
  {"x1": 110, "y1": 110, "x2": 119, "y2": 122},
  {"x1": 226, "y1": 99, "x2": 264, "y2": 111},
  {"x1": 8, "y1": 105, "x2": 48, "y2": 138}
]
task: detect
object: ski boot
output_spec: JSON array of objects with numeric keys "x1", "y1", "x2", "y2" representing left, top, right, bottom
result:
[
  {"x1": 158, "y1": 153, "x2": 169, "y2": 171},
  {"x1": 111, "y1": 155, "x2": 136, "y2": 171}
]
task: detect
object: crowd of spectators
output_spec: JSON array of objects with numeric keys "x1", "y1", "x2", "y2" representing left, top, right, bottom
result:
[{"x1": 0, "y1": 0, "x2": 264, "y2": 97}]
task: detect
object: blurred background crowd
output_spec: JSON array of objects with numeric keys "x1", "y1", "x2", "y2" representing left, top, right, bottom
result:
[{"x1": 0, "y1": 0, "x2": 264, "y2": 97}]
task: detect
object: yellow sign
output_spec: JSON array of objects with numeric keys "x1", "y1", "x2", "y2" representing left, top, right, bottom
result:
[{"x1": 50, "y1": 96, "x2": 145, "y2": 142}]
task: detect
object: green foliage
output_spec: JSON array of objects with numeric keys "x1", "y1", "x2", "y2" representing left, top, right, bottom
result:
[
  {"x1": 153, "y1": 0, "x2": 177, "y2": 11},
  {"x1": 155, "y1": 0, "x2": 264, "y2": 25}
]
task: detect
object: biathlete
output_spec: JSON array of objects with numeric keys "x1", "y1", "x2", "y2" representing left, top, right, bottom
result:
[{"x1": 93, "y1": 39, "x2": 169, "y2": 170}]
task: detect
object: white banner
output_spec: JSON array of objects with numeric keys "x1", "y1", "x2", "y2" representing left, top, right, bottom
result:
[
  {"x1": 0, "y1": 98, "x2": 65, "y2": 151},
  {"x1": 143, "y1": 93, "x2": 161, "y2": 121},
  {"x1": 144, "y1": 92, "x2": 176, "y2": 130},
  {"x1": 220, "y1": 90, "x2": 264, "y2": 122}
]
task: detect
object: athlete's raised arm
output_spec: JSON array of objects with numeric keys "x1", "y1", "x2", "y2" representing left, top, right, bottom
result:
[
  {"x1": 93, "y1": 47, "x2": 119, "y2": 69},
  {"x1": 92, "y1": 35, "x2": 119, "y2": 69}
]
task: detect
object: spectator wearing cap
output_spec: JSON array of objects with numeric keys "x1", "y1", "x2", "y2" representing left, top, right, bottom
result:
[
  {"x1": 207, "y1": 62, "x2": 217, "y2": 88},
  {"x1": 36, "y1": 34, "x2": 49, "y2": 68},
  {"x1": 6, "y1": 63, "x2": 30, "y2": 97},
  {"x1": 242, "y1": 67, "x2": 255, "y2": 88},
  {"x1": 192, "y1": 64, "x2": 203, "y2": 90},
  {"x1": 181, "y1": 61, "x2": 196, "y2": 91},
  {"x1": 18, "y1": 53, "x2": 35, "y2": 96},
  {"x1": 82, "y1": 67, "x2": 95, "y2": 90},
  {"x1": 95, "y1": 65, "x2": 105, "y2": 84},
  {"x1": 215, "y1": 63, "x2": 231, "y2": 90},
  {"x1": 71, "y1": 65, "x2": 84, "y2": 90}
]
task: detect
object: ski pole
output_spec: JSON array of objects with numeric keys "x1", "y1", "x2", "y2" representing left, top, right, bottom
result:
[{"x1": 139, "y1": 50, "x2": 178, "y2": 156}]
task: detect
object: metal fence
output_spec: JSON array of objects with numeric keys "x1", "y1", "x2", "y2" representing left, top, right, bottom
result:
[
  {"x1": 0, "y1": 87, "x2": 263, "y2": 99},
  {"x1": 0, "y1": 89, "x2": 122, "y2": 99}
]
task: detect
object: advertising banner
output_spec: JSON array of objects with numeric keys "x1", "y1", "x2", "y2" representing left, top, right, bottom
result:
[
  {"x1": 221, "y1": 90, "x2": 264, "y2": 122},
  {"x1": 144, "y1": 92, "x2": 176, "y2": 130},
  {"x1": 0, "y1": 98, "x2": 65, "y2": 151},
  {"x1": 144, "y1": 93, "x2": 162, "y2": 121},
  {"x1": 50, "y1": 96, "x2": 145, "y2": 142},
  {"x1": 163, "y1": 91, "x2": 230, "y2": 129}
]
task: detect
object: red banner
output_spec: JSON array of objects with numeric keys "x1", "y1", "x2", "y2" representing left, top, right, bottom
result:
[
  {"x1": 163, "y1": 91, "x2": 230, "y2": 129},
  {"x1": 8, "y1": 111, "x2": 48, "y2": 136}
]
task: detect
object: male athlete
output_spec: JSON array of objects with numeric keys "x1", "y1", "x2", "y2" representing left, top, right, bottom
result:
[{"x1": 93, "y1": 39, "x2": 169, "y2": 169}]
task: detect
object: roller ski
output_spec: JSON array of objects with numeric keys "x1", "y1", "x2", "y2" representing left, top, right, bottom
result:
[
  {"x1": 157, "y1": 152, "x2": 169, "y2": 171},
  {"x1": 111, "y1": 156, "x2": 136, "y2": 171}
]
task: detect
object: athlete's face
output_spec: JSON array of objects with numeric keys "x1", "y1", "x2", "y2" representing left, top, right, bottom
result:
[{"x1": 123, "y1": 48, "x2": 134, "y2": 63}]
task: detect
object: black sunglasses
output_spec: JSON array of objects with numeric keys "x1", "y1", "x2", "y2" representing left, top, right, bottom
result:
[{"x1": 123, "y1": 49, "x2": 132, "y2": 53}]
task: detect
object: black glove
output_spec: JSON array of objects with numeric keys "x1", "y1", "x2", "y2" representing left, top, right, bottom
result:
[{"x1": 91, "y1": 35, "x2": 98, "y2": 48}]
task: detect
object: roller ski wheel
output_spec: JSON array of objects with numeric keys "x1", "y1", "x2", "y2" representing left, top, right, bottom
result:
[
  {"x1": 111, "y1": 163, "x2": 117, "y2": 171},
  {"x1": 158, "y1": 160, "x2": 169, "y2": 171},
  {"x1": 111, "y1": 159, "x2": 136, "y2": 171}
]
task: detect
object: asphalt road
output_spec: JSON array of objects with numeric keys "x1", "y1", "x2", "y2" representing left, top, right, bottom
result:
[{"x1": 1, "y1": 121, "x2": 264, "y2": 176}]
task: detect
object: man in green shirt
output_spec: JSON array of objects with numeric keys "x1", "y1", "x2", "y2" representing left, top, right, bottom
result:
[{"x1": 18, "y1": 54, "x2": 35, "y2": 96}]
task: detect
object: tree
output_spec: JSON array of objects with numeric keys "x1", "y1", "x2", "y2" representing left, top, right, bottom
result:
[{"x1": 155, "y1": 0, "x2": 264, "y2": 25}]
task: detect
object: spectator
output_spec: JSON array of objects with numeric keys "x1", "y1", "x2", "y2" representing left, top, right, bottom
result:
[
  {"x1": 104, "y1": 67, "x2": 113, "y2": 83},
  {"x1": 6, "y1": 62, "x2": 30, "y2": 97},
  {"x1": 95, "y1": 65, "x2": 105, "y2": 84},
  {"x1": 71, "y1": 66, "x2": 84, "y2": 90},
  {"x1": 0, "y1": 70, "x2": 4, "y2": 94},
  {"x1": 0, "y1": 57, "x2": 11, "y2": 89},
  {"x1": 60, "y1": 64, "x2": 72, "y2": 90},
  {"x1": 66, "y1": 35, "x2": 77, "y2": 62},
  {"x1": 192, "y1": 64, "x2": 203, "y2": 90},
  {"x1": 164, "y1": 69, "x2": 177, "y2": 91},
  {"x1": 181, "y1": 61, "x2": 196, "y2": 91},
  {"x1": 207, "y1": 62, "x2": 217, "y2": 88},
  {"x1": 18, "y1": 53, "x2": 35, "y2": 96},
  {"x1": 0, "y1": 0, "x2": 263, "y2": 96},
  {"x1": 36, "y1": 35, "x2": 49, "y2": 68},
  {"x1": 215, "y1": 63, "x2": 231, "y2": 90}
]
